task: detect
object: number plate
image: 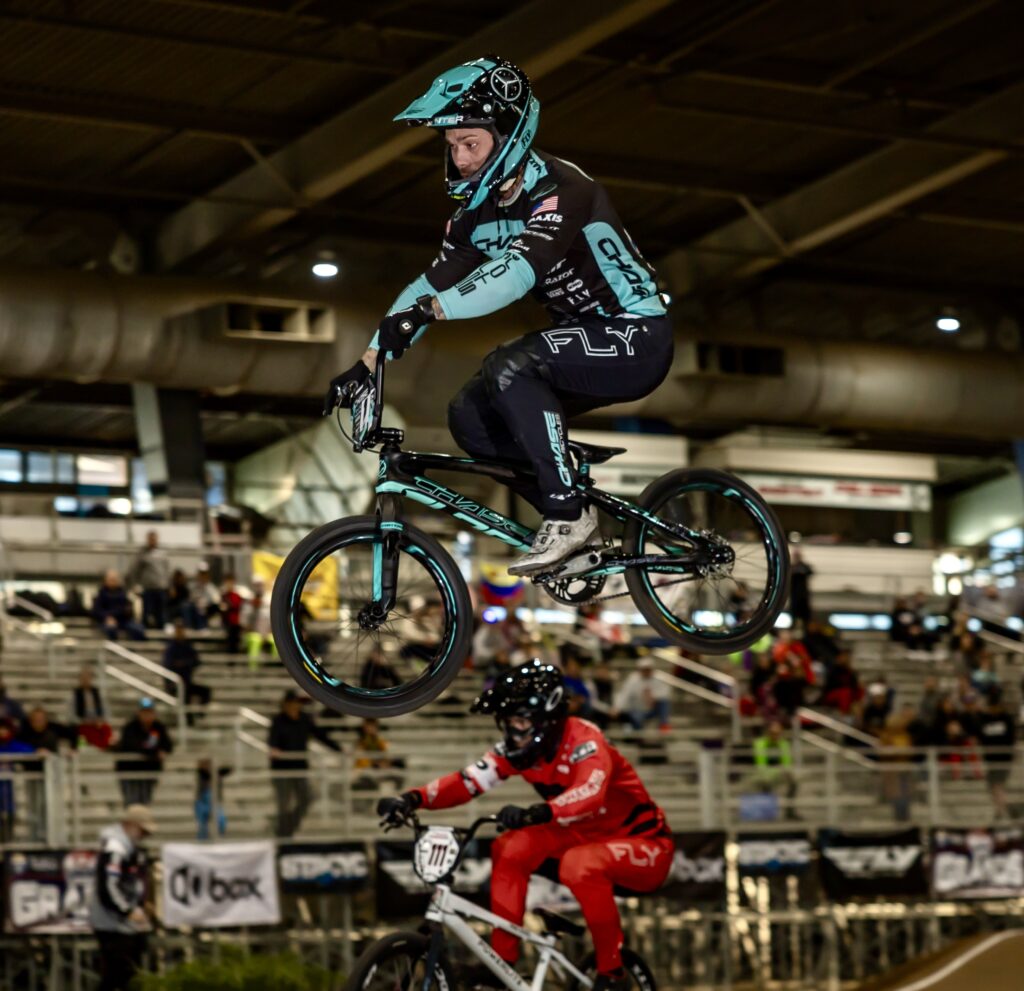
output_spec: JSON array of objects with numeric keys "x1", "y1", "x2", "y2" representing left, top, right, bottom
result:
[{"x1": 413, "y1": 826, "x2": 461, "y2": 883}]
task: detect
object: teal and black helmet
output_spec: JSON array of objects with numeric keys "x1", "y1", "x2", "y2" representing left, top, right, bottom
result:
[{"x1": 394, "y1": 55, "x2": 539, "y2": 211}]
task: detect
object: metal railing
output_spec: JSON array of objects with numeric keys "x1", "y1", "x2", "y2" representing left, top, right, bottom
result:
[
  {"x1": 97, "y1": 640, "x2": 187, "y2": 744},
  {"x1": 652, "y1": 647, "x2": 743, "y2": 742}
]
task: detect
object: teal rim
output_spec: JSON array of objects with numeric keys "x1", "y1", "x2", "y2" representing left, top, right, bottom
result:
[
  {"x1": 637, "y1": 481, "x2": 784, "y2": 640},
  {"x1": 287, "y1": 531, "x2": 460, "y2": 698}
]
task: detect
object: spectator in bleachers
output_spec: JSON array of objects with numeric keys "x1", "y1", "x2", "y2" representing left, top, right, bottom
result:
[
  {"x1": 0, "y1": 677, "x2": 26, "y2": 730},
  {"x1": 188, "y1": 563, "x2": 221, "y2": 630},
  {"x1": 473, "y1": 611, "x2": 524, "y2": 683},
  {"x1": 744, "y1": 650, "x2": 778, "y2": 719},
  {"x1": 752, "y1": 719, "x2": 798, "y2": 819},
  {"x1": 114, "y1": 698, "x2": 173, "y2": 807},
  {"x1": 976, "y1": 687, "x2": 1017, "y2": 820},
  {"x1": 614, "y1": 657, "x2": 671, "y2": 731},
  {"x1": 0, "y1": 717, "x2": 34, "y2": 842},
  {"x1": 163, "y1": 621, "x2": 212, "y2": 722},
  {"x1": 17, "y1": 706, "x2": 63, "y2": 841},
  {"x1": 771, "y1": 630, "x2": 814, "y2": 717},
  {"x1": 195, "y1": 757, "x2": 230, "y2": 840},
  {"x1": 916, "y1": 677, "x2": 944, "y2": 736},
  {"x1": 969, "y1": 653, "x2": 1000, "y2": 695},
  {"x1": 802, "y1": 619, "x2": 839, "y2": 668},
  {"x1": 70, "y1": 666, "x2": 113, "y2": 750},
  {"x1": 354, "y1": 718, "x2": 403, "y2": 792},
  {"x1": 165, "y1": 569, "x2": 194, "y2": 628},
  {"x1": 92, "y1": 570, "x2": 147, "y2": 642},
  {"x1": 940, "y1": 718, "x2": 982, "y2": 781},
  {"x1": 951, "y1": 630, "x2": 982, "y2": 672},
  {"x1": 819, "y1": 649, "x2": 862, "y2": 715},
  {"x1": 878, "y1": 707, "x2": 917, "y2": 821},
  {"x1": 590, "y1": 660, "x2": 617, "y2": 714},
  {"x1": 562, "y1": 656, "x2": 593, "y2": 719},
  {"x1": 128, "y1": 530, "x2": 171, "y2": 630},
  {"x1": 243, "y1": 577, "x2": 276, "y2": 669},
  {"x1": 360, "y1": 646, "x2": 402, "y2": 691},
  {"x1": 219, "y1": 574, "x2": 243, "y2": 654},
  {"x1": 859, "y1": 682, "x2": 894, "y2": 736},
  {"x1": 904, "y1": 621, "x2": 935, "y2": 653},
  {"x1": 890, "y1": 596, "x2": 920, "y2": 644},
  {"x1": 268, "y1": 690, "x2": 340, "y2": 837},
  {"x1": 788, "y1": 551, "x2": 813, "y2": 631}
]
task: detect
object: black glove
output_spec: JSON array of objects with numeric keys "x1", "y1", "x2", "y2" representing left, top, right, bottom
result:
[
  {"x1": 323, "y1": 360, "x2": 371, "y2": 415},
  {"x1": 376, "y1": 296, "x2": 435, "y2": 360},
  {"x1": 377, "y1": 791, "x2": 422, "y2": 824},
  {"x1": 496, "y1": 803, "x2": 552, "y2": 831}
]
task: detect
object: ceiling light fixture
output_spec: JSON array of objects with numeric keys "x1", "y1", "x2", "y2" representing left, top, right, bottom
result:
[
  {"x1": 936, "y1": 307, "x2": 960, "y2": 332},
  {"x1": 312, "y1": 261, "x2": 339, "y2": 278}
]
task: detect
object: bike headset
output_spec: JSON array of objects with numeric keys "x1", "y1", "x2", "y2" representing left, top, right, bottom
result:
[
  {"x1": 393, "y1": 55, "x2": 540, "y2": 211},
  {"x1": 471, "y1": 659, "x2": 568, "y2": 770}
]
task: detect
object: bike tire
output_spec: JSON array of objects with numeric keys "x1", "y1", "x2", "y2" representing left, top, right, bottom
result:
[
  {"x1": 271, "y1": 515, "x2": 473, "y2": 718},
  {"x1": 624, "y1": 468, "x2": 790, "y2": 654},
  {"x1": 345, "y1": 931, "x2": 455, "y2": 991},
  {"x1": 566, "y1": 948, "x2": 657, "y2": 991}
]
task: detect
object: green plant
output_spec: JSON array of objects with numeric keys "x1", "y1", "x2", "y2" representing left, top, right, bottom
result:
[{"x1": 133, "y1": 947, "x2": 335, "y2": 991}]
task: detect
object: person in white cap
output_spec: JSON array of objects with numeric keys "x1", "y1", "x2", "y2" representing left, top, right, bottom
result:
[
  {"x1": 613, "y1": 657, "x2": 672, "y2": 731},
  {"x1": 89, "y1": 804, "x2": 155, "y2": 990}
]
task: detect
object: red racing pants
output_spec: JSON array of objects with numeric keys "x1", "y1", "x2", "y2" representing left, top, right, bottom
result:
[{"x1": 490, "y1": 823, "x2": 674, "y2": 973}]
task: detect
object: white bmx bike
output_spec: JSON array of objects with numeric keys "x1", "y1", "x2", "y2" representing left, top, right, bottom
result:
[{"x1": 346, "y1": 811, "x2": 656, "y2": 991}]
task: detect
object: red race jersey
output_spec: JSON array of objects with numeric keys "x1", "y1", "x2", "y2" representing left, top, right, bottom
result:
[{"x1": 414, "y1": 717, "x2": 669, "y2": 840}]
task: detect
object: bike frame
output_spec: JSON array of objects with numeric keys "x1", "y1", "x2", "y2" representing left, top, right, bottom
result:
[{"x1": 424, "y1": 884, "x2": 592, "y2": 991}]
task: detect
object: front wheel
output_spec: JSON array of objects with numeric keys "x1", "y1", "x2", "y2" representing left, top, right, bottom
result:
[
  {"x1": 567, "y1": 949, "x2": 657, "y2": 991},
  {"x1": 624, "y1": 468, "x2": 790, "y2": 654},
  {"x1": 271, "y1": 515, "x2": 473, "y2": 718},
  {"x1": 346, "y1": 931, "x2": 455, "y2": 991}
]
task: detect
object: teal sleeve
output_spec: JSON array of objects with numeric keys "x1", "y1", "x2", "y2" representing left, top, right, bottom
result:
[
  {"x1": 434, "y1": 252, "x2": 537, "y2": 320},
  {"x1": 368, "y1": 273, "x2": 435, "y2": 356}
]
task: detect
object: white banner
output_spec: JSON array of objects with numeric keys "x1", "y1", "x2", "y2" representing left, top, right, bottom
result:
[
  {"x1": 162, "y1": 841, "x2": 280, "y2": 929},
  {"x1": 741, "y1": 474, "x2": 931, "y2": 511}
]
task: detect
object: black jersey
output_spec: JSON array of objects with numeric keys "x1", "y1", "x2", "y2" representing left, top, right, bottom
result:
[{"x1": 424, "y1": 151, "x2": 666, "y2": 324}]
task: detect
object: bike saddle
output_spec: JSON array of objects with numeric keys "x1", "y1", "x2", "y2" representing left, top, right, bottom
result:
[
  {"x1": 567, "y1": 441, "x2": 626, "y2": 466},
  {"x1": 534, "y1": 907, "x2": 585, "y2": 938}
]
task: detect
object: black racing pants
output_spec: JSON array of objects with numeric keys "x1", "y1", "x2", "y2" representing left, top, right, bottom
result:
[
  {"x1": 448, "y1": 315, "x2": 673, "y2": 519},
  {"x1": 96, "y1": 931, "x2": 147, "y2": 991}
]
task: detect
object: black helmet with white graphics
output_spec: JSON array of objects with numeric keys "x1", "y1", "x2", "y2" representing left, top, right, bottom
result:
[{"x1": 471, "y1": 659, "x2": 567, "y2": 769}]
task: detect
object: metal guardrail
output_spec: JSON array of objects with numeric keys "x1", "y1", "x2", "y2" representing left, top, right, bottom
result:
[
  {"x1": 652, "y1": 647, "x2": 743, "y2": 742},
  {"x1": 97, "y1": 640, "x2": 187, "y2": 745}
]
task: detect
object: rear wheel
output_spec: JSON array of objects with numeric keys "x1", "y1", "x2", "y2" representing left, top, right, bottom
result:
[
  {"x1": 567, "y1": 948, "x2": 657, "y2": 991},
  {"x1": 624, "y1": 468, "x2": 789, "y2": 654},
  {"x1": 346, "y1": 931, "x2": 454, "y2": 991},
  {"x1": 271, "y1": 516, "x2": 472, "y2": 718}
]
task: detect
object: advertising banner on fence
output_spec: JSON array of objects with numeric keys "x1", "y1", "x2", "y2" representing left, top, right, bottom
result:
[
  {"x1": 162, "y1": 841, "x2": 280, "y2": 928},
  {"x1": 278, "y1": 842, "x2": 370, "y2": 895},
  {"x1": 931, "y1": 828, "x2": 1024, "y2": 900},
  {"x1": 737, "y1": 833, "x2": 812, "y2": 876},
  {"x1": 818, "y1": 828, "x2": 927, "y2": 899},
  {"x1": 3, "y1": 849, "x2": 97, "y2": 934},
  {"x1": 661, "y1": 832, "x2": 727, "y2": 904}
]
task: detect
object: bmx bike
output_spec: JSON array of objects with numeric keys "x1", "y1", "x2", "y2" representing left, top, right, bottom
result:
[
  {"x1": 345, "y1": 810, "x2": 656, "y2": 991},
  {"x1": 271, "y1": 360, "x2": 789, "y2": 717}
]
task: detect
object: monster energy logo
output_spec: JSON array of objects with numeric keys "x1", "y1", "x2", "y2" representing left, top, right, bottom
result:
[{"x1": 543, "y1": 411, "x2": 573, "y2": 487}]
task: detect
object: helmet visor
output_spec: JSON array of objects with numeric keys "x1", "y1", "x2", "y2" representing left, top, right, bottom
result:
[{"x1": 499, "y1": 713, "x2": 537, "y2": 749}]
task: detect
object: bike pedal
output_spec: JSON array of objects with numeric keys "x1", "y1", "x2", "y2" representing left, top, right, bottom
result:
[{"x1": 534, "y1": 548, "x2": 603, "y2": 582}]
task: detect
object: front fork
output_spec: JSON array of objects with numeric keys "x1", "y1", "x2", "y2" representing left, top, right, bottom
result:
[
  {"x1": 373, "y1": 493, "x2": 403, "y2": 612},
  {"x1": 420, "y1": 922, "x2": 446, "y2": 991}
]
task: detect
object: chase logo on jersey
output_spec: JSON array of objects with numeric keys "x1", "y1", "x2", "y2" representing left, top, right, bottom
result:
[{"x1": 569, "y1": 741, "x2": 598, "y2": 764}]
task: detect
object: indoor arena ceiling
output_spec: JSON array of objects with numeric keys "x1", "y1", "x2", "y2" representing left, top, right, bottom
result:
[{"x1": 1, "y1": 0, "x2": 1023, "y2": 457}]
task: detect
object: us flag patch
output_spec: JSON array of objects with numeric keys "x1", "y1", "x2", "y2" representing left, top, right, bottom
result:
[{"x1": 531, "y1": 195, "x2": 559, "y2": 215}]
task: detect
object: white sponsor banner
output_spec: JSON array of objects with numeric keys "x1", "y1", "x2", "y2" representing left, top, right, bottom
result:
[
  {"x1": 741, "y1": 474, "x2": 931, "y2": 511},
  {"x1": 162, "y1": 841, "x2": 280, "y2": 928}
]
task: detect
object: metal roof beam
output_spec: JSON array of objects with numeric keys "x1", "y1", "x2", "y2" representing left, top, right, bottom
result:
[
  {"x1": 154, "y1": 0, "x2": 677, "y2": 271},
  {"x1": 659, "y1": 78, "x2": 1024, "y2": 297}
]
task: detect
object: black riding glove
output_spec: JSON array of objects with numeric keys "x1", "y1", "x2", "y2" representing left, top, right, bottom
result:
[
  {"x1": 376, "y1": 296, "x2": 435, "y2": 360},
  {"x1": 377, "y1": 791, "x2": 422, "y2": 825},
  {"x1": 323, "y1": 360, "x2": 371, "y2": 415},
  {"x1": 496, "y1": 803, "x2": 553, "y2": 831}
]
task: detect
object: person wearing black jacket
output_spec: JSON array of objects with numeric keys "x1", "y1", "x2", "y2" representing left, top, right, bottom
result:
[
  {"x1": 163, "y1": 621, "x2": 212, "y2": 722},
  {"x1": 89, "y1": 804, "x2": 154, "y2": 991},
  {"x1": 977, "y1": 687, "x2": 1017, "y2": 820},
  {"x1": 92, "y1": 570, "x2": 146, "y2": 642},
  {"x1": 115, "y1": 699, "x2": 173, "y2": 806},
  {"x1": 268, "y1": 690, "x2": 340, "y2": 837}
]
